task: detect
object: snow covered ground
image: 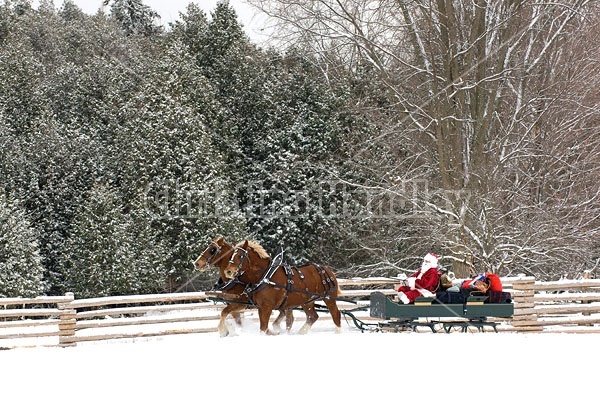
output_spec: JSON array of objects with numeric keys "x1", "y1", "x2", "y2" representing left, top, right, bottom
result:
[{"x1": 1, "y1": 312, "x2": 596, "y2": 398}]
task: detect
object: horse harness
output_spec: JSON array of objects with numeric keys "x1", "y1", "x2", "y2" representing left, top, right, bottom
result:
[
  {"x1": 203, "y1": 241, "x2": 254, "y2": 305},
  {"x1": 202, "y1": 241, "x2": 222, "y2": 266},
  {"x1": 224, "y1": 249, "x2": 338, "y2": 310}
]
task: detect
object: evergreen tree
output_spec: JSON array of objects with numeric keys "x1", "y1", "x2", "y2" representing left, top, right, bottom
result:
[
  {"x1": 0, "y1": 31, "x2": 48, "y2": 135},
  {"x1": 4, "y1": 5, "x2": 146, "y2": 293},
  {"x1": 169, "y1": 3, "x2": 209, "y2": 58},
  {"x1": 103, "y1": 0, "x2": 161, "y2": 36},
  {"x1": 57, "y1": 183, "x2": 168, "y2": 298},
  {"x1": 111, "y1": 40, "x2": 247, "y2": 291},
  {"x1": 205, "y1": 0, "x2": 246, "y2": 61},
  {"x1": 238, "y1": 51, "x2": 352, "y2": 263},
  {"x1": 0, "y1": 0, "x2": 361, "y2": 296},
  {"x1": 58, "y1": 0, "x2": 86, "y2": 22},
  {"x1": 174, "y1": 2, "x2": 354, "y2": 265},
  {"x1": 0, "y1": 194, "x2": 46, "y2": 298}
]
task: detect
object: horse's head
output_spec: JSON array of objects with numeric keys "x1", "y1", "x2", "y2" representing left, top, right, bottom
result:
[
  {"x1": 224, "y1": 240, "x2": 270, "y2": 280},
  {"x1": 194, "y1": 237, "x2": 231, "y2": 271}
]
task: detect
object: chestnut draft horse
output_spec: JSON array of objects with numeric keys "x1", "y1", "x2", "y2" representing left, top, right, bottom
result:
[
  {"x1": 224, "y1": 240, "x2": 342, "y2": 335},
  {"x1": 194, "y1": 237, "x2": 293, "y2": 337}
]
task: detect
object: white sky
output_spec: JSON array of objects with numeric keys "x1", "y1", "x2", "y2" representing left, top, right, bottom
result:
[{"x1": 33, "y1": 0, "x2": 272, "y2": 42}]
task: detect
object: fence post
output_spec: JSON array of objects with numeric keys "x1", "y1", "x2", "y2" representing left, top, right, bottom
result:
[
  {"x1": 58, "y1": 292, "x2": 77, "y2": 347},
  {"x1": 511, "y1": 275, "x2": 542, "y2": 332}
]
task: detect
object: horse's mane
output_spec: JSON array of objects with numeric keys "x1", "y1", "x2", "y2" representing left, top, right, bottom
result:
[{"x1": 237, "y1": 240, "x2": 270, "y2": 259}]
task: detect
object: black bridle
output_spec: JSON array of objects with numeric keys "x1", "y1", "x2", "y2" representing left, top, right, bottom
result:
[
  {"x1": 200, "y1": 241, "x2": 249, "y2": 292},
  {"x1": 200, "y1": 241, "x2": 222, "y2": 267},
  {"x1": 228, "y1": 246, "x2": 250, "y2": 278}
]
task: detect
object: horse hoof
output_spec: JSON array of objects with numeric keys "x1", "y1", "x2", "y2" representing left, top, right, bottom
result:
[{"x1": 298, "y1": 325, "x2": 311, "y2": 335}]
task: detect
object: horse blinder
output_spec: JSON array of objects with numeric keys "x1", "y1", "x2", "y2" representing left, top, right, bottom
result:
[
  {"x1": 226, "y1": 247, "x2": 248, "y2": 278},
  {"x1": 195, "y1": 241, "x2": 224, "y2": 271}
]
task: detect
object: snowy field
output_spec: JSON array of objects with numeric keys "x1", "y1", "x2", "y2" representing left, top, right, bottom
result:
[{"x1": 1, "y1": 312, "x2": 597, "y2": 398}]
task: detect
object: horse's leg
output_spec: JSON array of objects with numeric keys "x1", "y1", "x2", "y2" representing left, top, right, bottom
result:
[
  {"x1": 232, "y1": 309, "x2": 245, "y2": 326},
  {"x1": 234, "y1": 304, "x2": 250, "y2": 326},
  {"x1": 258, "y1": 307, "x2": 278, "y2": 335},
  {"x1": 285, "y1": 309, "x2": 294, "y2": 333},
  {"x1": 272, "y1": 309, "x2": 294, "y2": 332},
  {"x1": 324, "y1": 298, "x2": 342, "y2": 333},
  {"x1": 218, "y1": 303, "x2": 245, "y2": 337},
  {"x1": 298, "y1": 303, "x2": 319, "y2": 335},
  {"x1": 272, "y1": 310, "x2": 286, "y2": 332}
]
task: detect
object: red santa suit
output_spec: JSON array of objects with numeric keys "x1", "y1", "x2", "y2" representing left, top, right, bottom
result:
[{"x1": 397, "y1": 253, "x2": 440, "y2": 304}]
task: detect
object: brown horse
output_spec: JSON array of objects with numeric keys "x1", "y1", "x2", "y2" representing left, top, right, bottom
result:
[
  {"x1": 223, "y1": 240, "x2": 342, "y2": 335},
  {"x1": 194, "y1": 237, "x2": 293, "y2": 336}
]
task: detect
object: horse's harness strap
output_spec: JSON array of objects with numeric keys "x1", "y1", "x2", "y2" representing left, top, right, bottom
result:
[
  {"x1": 241, "y1": 256, "x2": 281, "y2": 304},
  {"x1": 263, "y1": 261, "x2": 337, "y2": 310},
  {"x1": 235, "y1": 248, "x2": 337, "y2": 308},
  {"x1": 215, "y1": 277, "x2": 246, "y2": 292},
  {"x1": 276, "y1": 262, "x2": 301, "y2": 310},
  {"x1": 314, "y1": 263, "x2": 337, "y2": 293}
]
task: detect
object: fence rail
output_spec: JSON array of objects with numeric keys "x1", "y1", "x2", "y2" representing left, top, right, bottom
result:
[
  {"x1": 1, "y1": 275, "x2": 599, "y2": 347},
  {"x1": 511, "y1": 276, "x2": 600, "y2": 333}
]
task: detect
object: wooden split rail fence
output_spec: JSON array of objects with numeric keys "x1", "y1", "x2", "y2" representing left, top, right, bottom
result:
[{"x1": 1, "y1": 275, "x2": 599, "y2": 348}]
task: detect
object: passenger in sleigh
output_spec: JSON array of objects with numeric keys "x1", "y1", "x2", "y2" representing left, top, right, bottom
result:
[
  {"x1": 461, "y1": 272, "x2": 512, "y2": 303},
  {"x1": 395, "y1": 253, "x2": 440, "y2": 304},
  {"x1": 461, "y1": 272, "x2": 502, "y2": 294}
]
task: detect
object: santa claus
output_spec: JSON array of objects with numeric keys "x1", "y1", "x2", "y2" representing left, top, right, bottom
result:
[{"x1": 396, "y1": 253, "x2": 440, "y2": 304}]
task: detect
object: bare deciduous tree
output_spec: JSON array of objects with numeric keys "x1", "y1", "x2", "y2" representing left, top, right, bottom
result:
[{"x1": 248, "y1": 0, "x2": 600, "y2": 278}]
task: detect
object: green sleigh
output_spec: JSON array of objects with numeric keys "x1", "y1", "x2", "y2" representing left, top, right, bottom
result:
[{"x1": 342, "y1": 291, "x2": 514, "y2": 333}]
